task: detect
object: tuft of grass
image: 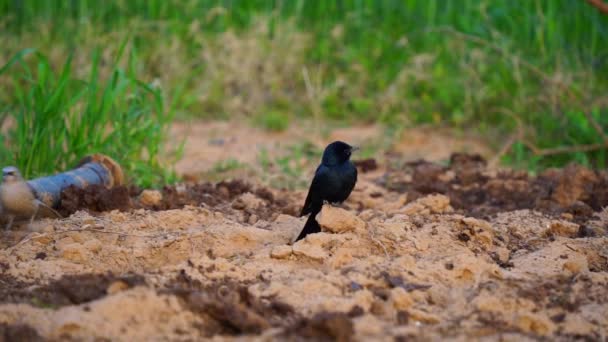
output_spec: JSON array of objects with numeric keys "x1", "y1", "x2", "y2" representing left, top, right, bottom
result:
[
  {"x1": 211, "y1": 158, "x2": 245, "y2": 173},
  {"x1": 254, "y1": 110, "x2": 290, "y2": 132},
  {"x1": 0, "y1": 47, "x2": 177, "y2": 187},
  {"x1": 257, "y1": 141, "x2": 320, "y2": 189}
]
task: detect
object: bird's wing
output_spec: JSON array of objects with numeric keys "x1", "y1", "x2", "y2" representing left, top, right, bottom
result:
[
  {"x1": 300, "y1": 165, "x2": 329, "y2": 216},
  {"x1": 36, "y1": 200, "x2": 62, "y2": 219}
]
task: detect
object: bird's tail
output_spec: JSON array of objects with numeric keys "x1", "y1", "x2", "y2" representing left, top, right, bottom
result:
[{"x1": 295, "y1": 211, "x2": 321, "y2": 242}]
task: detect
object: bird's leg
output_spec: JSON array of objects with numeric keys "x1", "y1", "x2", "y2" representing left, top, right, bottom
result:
[
  {"x1": 329, "y1": 201, "x2": 347, "y2": 209},
  {"x1": 5, "y1": 215, "x2": 14, "y2": 231},
  {"x1": 28, "y1": 201, "x2": 40, "y2": 230}
]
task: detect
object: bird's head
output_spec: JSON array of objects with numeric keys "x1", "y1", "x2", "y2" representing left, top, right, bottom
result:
[
  {"x1": 321, "y1": 141, "x2": 358, "y2": 165},
  {"x1": 2, "y1": 166, "x2": 23, "y2": 184}
]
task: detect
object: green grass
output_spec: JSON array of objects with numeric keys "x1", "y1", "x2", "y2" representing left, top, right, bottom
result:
[
  {"x1": 211, "y1": 158, "x2": 246, "y2": 173},
  {"x1": 0, "y1": 47, "x2": 177, "y2": 187},
  {"x1": 254, "y1": 110, "x2": 290, "y2": 132},
  {"x1": 0, "y1": 0, "x2": 606, "y2": 178},
  {"x1": 258, "y1": 141, "x2": 321, "y2": 189}
]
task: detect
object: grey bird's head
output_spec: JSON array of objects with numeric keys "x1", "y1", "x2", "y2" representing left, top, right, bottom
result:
[
  {"x1": 321, "y1": 141, "x2": 359, "y2": 166},
  {"x1": 2, "y1": 166, "x2": 23, "y2": 184}
]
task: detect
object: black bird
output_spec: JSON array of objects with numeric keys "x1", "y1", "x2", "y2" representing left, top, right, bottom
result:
[{"x1": 295, "y1": 141, "x2": 358, "y2": 241}]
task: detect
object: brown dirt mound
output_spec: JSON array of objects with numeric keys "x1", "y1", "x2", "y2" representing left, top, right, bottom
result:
[
  {"x1": 58, "y1": 179, "x2": 300, "y2": 222},
  {"x1": 163, "y1": 270, "x2": 360, "y2": 340},
  {"x1": 0, "y1": 323, "x2": 43, "y2": 342},
  {"x1": 162, "y1": 270, "x2": 298, "y2": 337},
  {"x1": 1, "y1": 152, "x2": 606, "y2": 340},
  {"x1": 59, "y1": 184, "x2": 133, "y2": 216},
  {"x1": 0, "y1": 272, "x2": 144, "y2": 308},
  {"x1": 380, "y1": 154, "x2": 608, "y2": 223},
  {"x1": 353, "y1": 158, "x2": 378, "y2": 173}
]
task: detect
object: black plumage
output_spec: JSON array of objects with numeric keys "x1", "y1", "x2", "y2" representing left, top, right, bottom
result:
[{"x1": 295, "y1": 141, "x2": 358, "y2": 241}]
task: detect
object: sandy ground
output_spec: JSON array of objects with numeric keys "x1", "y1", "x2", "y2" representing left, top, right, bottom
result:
[
  {"x1": 171, "y1": 121, "x2": 491, "y2": 179},
  {"x1": 0, "y1": 121, "x2": 606, "y2": 341}
]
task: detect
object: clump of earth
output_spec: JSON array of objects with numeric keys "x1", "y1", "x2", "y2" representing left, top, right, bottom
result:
[{"x1": 0, "y1": 145, "x2": 606, "y2": 341}]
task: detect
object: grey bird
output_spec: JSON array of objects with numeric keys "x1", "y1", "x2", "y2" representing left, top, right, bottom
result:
[{"x1": 0, "y1": 166, "x2": 61, "y2": 230}]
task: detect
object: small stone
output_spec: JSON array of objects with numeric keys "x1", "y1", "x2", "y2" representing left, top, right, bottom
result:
[
  {"x1": 358, "y1": 209, "x2": 377, "y2": 221},
  {"x1": 317, "y1": 205, "x2": 365, "y2": 233},
  {"x1": 107, "y1": 280, "x2": 129, "y2": 295},
  {"x1": 411, "y1": 237, "x2": 429, "y2": 251},
  {"x1": 61, "y1": 243, "x2": 87, "y2": 263},
  {"x1": 408, "y1": 309, "x2": 440, "y2": 324},
  {"x1": 461, "y1": 217, "x2": 493, "y2": 231},
  {"x1": 546, "y1": 220, "x2": 579, "y2": 238},
  {"x1": 31, "y1": 233, "x2": 53, "y2": 246},
  {"x1": 400, "y1": 194, "x2": 452, "y2": 215},
  {"x1": 83, "y1": 239, "x2": 103, "y2": 253},
  {"x1": 328, "y1": 248, "x2": 353, "y2": 268},
  {"x1": 474, "y1": 231, "x2": 494, "y2": 249},
  {"x1": 292, "y1": 240, "x2": 328, "y2": 261},
  {"x1": 562, "y1": 259, "x2": 588, "y2": 274},
  {"x1": 270, "y1": 245, "x2": 292, "y2": 259},
  {"x1": 83, "y1": 217, "x2": 96, "y2": 225},
  {"x1": 494, "y1": 247, "x2": 510, "y2": 264},
  {"x1": 248, "y1": 214, "x2": 258, "y2": 225},
  {"x1": 560, "y1": 213, "x2": 574, "y2": 220},
  {"x1": 515, "y1": 313, "x2": 555, "y2": 336},
  {"x1": 391, "y1": 287, "x2": 414, "y2": 310},
  {"x1": 175, "y1": 184, "x2": 187, "y2": 195},
  {"x1": 139, "y1": 190, "x2": 163, "y2": 207}
]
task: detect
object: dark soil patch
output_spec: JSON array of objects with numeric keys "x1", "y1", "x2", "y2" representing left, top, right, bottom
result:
[
  {"x1": 162, "y1": 270, "x2": 297, "y2": 337},
  {"x1": 163, "y1": 270, "x2": 357, "y2": 339},
  {"x1": 353, "y1": 158, "x2": 378, "y2": 173},
  {"x1": 59, "y1": 184, "x2": 132, "y2": 217},
  {"x1": 0, "y1": 323, "x2": 43, "y2": 342},
  {"x1": 156, "y1": 180, "x2": 299, "y2": 221},
  {"x1": 284, "y1": 311, "x2": 354, "y2": 342},
  {"x1": 515, "y1": 274, "x2": 608, "y2": 312},
  {"x1": 381, "y1": 271, "x2": 432, "y2": 292},
  {"x1": 58, "y1": 179, "x2": 300, "y2": 221},
  {"x1": 0, "y1": 273, "x2": 144, "y2": 308},
  {"x1": 380, "y1": 154, "x2": 608, "y2": 223}
]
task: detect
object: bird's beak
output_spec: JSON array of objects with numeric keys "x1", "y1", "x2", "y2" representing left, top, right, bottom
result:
[{"x1": 350, "y1": 146, "x2": 360, "y2": 152}]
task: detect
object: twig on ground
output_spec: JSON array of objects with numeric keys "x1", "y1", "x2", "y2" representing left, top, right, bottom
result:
[
  {"x1": 523, "y1": 142, "x2": 607, "y2": 157},
  {"x1": 368, "y1": 228, "x2": 389, "y2": 258},
  {"x1": 491, "y1": 107, "x2": 608, "y2": 161}
]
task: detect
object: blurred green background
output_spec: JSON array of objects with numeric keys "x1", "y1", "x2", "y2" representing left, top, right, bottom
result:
[{"x1": 0, "y1": 0, "x2": 606, "y2": 186}]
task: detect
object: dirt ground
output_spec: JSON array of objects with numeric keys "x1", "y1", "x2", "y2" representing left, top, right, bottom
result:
[{"x1": 0, "y1": 121, "x2": 606, "y2": 341}]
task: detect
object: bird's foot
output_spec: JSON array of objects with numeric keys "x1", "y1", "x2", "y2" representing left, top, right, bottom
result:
[
  {"x1": 4, "y1": 215, "x2": 14, "y2": 232},
  {"x1": 322, "y1": 200, "x2": 344, "y2": 207},
  {"x1": 27, "y1": 221, "x2": 38, "y2": 232}
]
